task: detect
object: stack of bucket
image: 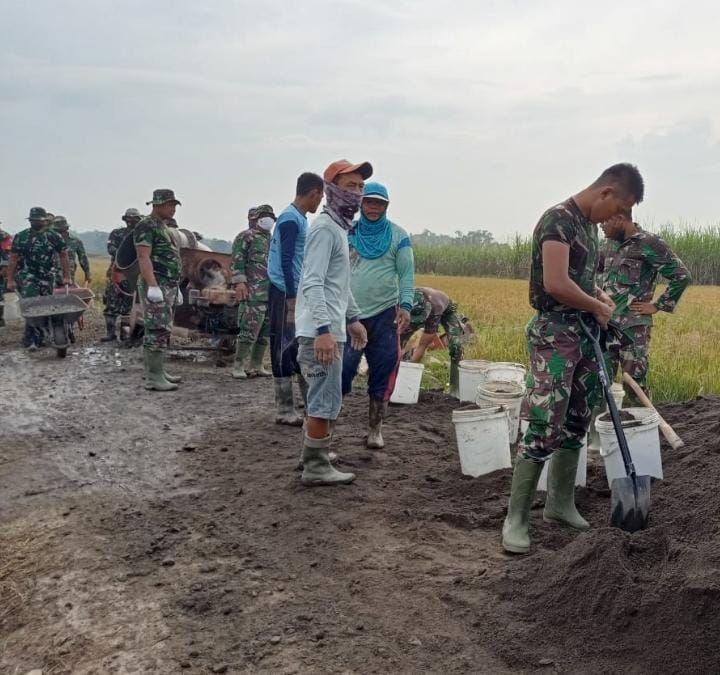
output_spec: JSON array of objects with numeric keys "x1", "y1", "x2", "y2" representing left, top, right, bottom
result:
[{"x1": 452, "y1": 360, "x2": 527, "y2": 478}]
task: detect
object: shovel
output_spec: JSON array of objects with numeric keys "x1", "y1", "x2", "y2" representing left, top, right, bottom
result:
[{"x1": 579, "y1": 314, "x2": 651, "y2": 532}]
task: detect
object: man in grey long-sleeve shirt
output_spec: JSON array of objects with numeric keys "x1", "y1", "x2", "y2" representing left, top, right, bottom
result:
[{"x1": 295, "y1": 159, "x2": 371, "y2": 487}]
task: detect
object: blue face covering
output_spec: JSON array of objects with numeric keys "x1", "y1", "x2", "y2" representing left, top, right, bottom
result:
[{"x1": 349, "y1": 182, "x2": 393, "y2": 259}]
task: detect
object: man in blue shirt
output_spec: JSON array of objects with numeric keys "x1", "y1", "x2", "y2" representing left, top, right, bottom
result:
[{"x1": 267, "y1": 172, "x2": 324, "y2": 425}]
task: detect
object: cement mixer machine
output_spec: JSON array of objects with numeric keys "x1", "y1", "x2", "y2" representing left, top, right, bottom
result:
[{"x1": 111, "y1": 228, "x2": 240, "y2": 349}]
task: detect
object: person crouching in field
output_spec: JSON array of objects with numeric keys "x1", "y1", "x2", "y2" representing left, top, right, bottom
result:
[
  {"x1": 294, "y1": 159, "x2": 370, "y2": 487},
  {"x1": 342, "y1": 181, "x2": 415, "y2": 449},
  {"x1": 231, "y1": 204, "x2": 276, "y2": 379},
  {"x1": 502, "y1": 163, "x2": 645, "y2": 555},
  {"x1": 599, "y1": 209, "x2": 691, "y2": 405},
  {"x1": 134, "y1": 189, "x2": 184, "y2": 392}
]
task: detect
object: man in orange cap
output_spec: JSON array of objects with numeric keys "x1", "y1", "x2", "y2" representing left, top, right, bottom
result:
[{"x1": 294, "y1": 159, "x2": 371, "y2": 486}]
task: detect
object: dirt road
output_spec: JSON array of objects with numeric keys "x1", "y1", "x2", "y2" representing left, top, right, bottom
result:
[{"x1": 2, "y1": 310, "x2": 719, "y2": 674}]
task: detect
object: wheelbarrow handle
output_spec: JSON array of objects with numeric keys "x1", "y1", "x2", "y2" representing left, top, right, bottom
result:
[{"x1": 578, "y1": 313, "x2": 638, "y2": 479}]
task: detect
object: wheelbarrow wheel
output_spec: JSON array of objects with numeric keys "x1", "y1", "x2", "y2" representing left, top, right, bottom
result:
[
  {"x1": 52, "y1": 323, "x2": 69, "y2": 356},
  {"x1": 56, "y1": 347, "x2": 68, "y2": 358}
]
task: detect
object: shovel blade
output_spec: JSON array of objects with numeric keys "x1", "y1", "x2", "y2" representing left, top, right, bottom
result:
[{"x1": 609, "y1": 475, "x2": 651, "y2": 532}]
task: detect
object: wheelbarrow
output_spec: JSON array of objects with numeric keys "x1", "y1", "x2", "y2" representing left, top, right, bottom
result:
[{"x1": 19, "y1": 293, "x2": 89, "y2": 358}]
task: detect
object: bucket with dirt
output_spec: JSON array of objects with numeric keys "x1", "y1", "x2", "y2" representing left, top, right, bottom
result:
[
  {"x1": 476, "y1": 380, "x2": 525, "y2": 443},
  {"x1": 482, "y1": 362, "x2": 526, "y2": 387},
  {"x1": 390, "y1": 362, "x2": 424, "y2": 405},
  {"x1": 452, "y1": 405, "x2": 511, "y2": 477},
  {"x1": 596, "y1": 407, "x2": 662, "y2": 485},
  {"x1": 457, "y1": 359, "x2": 492, "y2": 402}
]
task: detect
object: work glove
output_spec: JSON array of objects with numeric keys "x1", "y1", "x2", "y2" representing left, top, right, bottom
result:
[
  {"x1": 175, "y1": 288, "x2": 183, "y2": 306},
  {"x1": 147, "y1": 286, "x2": 164, "y2": 303}
]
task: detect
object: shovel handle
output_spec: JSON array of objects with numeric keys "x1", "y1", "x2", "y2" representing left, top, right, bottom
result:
[{"x1": 622, "y1": 373, "x2": 684, "y2": 449}]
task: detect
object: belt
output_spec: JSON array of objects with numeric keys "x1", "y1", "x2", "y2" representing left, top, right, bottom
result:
[{"x1": 537, "y1": 310, "x2": 583, "y2": 322}]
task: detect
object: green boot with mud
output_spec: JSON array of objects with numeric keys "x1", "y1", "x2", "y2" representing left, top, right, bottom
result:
[
  {"x1": 367, "y1": 399, "x2": 387, "y2": 449},
  {"x1": 274, "y1": 377, "x2": 303, "y2": 426},
  {"x1": 301, "y1": 434, "x2": 354, "y2": 487},
  {"x1": 248, "y1": 343, "x2": 271, "y2": 377},
  {"x1": 144, "y1": 349, "x2": 178, "y2": 392},
  {"x1": 543, "y1": 447, "x2": 590, "y2": 530},
  {"x1": 232, "y1": 342, "x2": 251, "y2": 379},
  {"x1": 100, "y1": 315, "x2": 117, "y2": 342},
  {"x1": 502, "y1": 456, "x2": 543, "y2": 554}
]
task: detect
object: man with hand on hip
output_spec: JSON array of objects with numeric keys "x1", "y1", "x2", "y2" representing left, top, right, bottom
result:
[{"x1": 294, "y1": 160, "x2": 371, "y2": 487}]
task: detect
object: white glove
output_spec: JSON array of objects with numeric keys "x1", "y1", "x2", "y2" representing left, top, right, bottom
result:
[
  {"x1": 147, "y1": 286, "x2": 164, "y2": 303},
  {"x1": 175, "y1": 288, "x2": 183, "y2": 306}
]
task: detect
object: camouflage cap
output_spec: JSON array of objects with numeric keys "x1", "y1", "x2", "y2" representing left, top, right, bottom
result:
[
  {"x1": 247, "y1": 207, "x2": 259, "y2": 222},
  {"x1": 122, "y1": 208, "x2": 142, "y2": 221},
  {"x1": 51, "y1": 216, "x2": 69, "y2": 230},
  {"x1": 255, "y1": 204, "x2": 276, "y2": 220},
  {"x1": 146, "y1": 189, "x2": 182, "y2": 206},
  {"x1": 27, "y1": 206, "x2": 51, "y2": 221}
]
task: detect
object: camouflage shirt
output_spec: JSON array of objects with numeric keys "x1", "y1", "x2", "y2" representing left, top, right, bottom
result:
[
  {"x1": 53, "y1": 234, "x2": 90, "y2": 282},
  {"x1": 11, "y1": 227, "x2": 67, "y2": 282},
  {"x1": 133, "y1": 216, "x2": 181, "y2": 285},
  {"x1": 600, "y1": 226, "x2": 692, "y2": 328},
  {"x1": 231, "y1": 226, "x2": 271, "y2": 303},
  {"x1": 409, "y1": 286, "x2": 452, "y2": 333},
  {"x1": 530, "y1": 198, "x2": 598, "y2": 312}
]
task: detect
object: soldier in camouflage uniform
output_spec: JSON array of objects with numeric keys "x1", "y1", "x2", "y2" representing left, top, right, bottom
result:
[
  {"x1": 102, "y1": 208, "x2": 142, "y2": 341},
  {"x1": 403, "y1": 287, "x2": 466, "y2": 362},
  {"x1": 51, "y1": 216, "x2": 92, "y2": 286},
  {"x1": 502, "y1": 164, "x2": 645, "y2": 555},
  {"x1": 0, "y1": 224, "x2": 12, "y2": 327},
  {"x1": 6, "y1": 207, "x2": 71, "y2": 348},
  {"x1": 231, "y1": 204, "x2": 275, "y2": 379},
  {"x1": 134, "y1": 190, "x2": 183, "y2": 391},
  {"x1": 599, "y1": 211, "x2": 691, "y2": 405}
]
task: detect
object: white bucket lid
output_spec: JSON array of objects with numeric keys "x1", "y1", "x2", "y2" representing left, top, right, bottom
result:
[
  {"x1": 452, "y1": 405, "x2": 506, "y2": 422},
  {"x1": 399, "y1": 361, "x2": 425, "y2": 371},
  {"x1": 477, "y1": 380, "x2": 525, "y2": 398},
  {"x1": 458, "y1": 359, "x2": 492, "y2": 372}
]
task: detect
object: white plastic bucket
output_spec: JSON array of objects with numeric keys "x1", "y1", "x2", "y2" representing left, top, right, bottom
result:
[
  {"x1": 476, "y1": 380, "x2": 525, "y2": 444},
  {"x1": 390, "y1": 362, "x2": 424, "y2": 405},
  {"x1": 482, "y1": 362, "x2": 527, "y2": 387},
  {"x1": 2, "y1": 293, "x2": 20, "y2": 321},
  {"x1": 457, "y1": 359, "x2": 492, "y2": 402},
  {"x1": 537, "y1": 441, "x2": 588, "y2": 491},
  {"x1": 452, "y1": 405, "x2": 511, "y2": 477},
  {"x1": 595, "y1": 407, "x2": 662, "y2": 485},
  {"x1": 611, "y1": 382, "x2": 625, "y2": 409}
]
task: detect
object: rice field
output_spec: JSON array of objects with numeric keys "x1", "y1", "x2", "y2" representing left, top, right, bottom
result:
[{"x1": 416, "y1": 274, "x2": 720, "y2": 402}]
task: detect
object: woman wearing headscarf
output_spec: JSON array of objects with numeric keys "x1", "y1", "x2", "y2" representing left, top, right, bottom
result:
[{"x1": 342, "y1": 182, "x2": 415, "y2": 450}]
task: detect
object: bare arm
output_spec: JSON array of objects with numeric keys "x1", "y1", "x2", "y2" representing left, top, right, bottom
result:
[
  {"x1": 59, "y1": 251, "x2": 71, "y2": 283},
  {"x1": 542, "y1": 241, "x2": 613, "y2": 327},
  {"x1": 136, "y1": 245, "x2": 158, "y2": 287}
]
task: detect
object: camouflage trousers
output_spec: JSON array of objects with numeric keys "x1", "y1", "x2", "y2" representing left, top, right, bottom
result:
[
  {"x1": 606, "y1": 324, "x2": 651, "y2": 406},
  {"x1": 16, "y1": 272, "x2": 54, "y2": 299},
  {"x1": 520, "y1": 314, "x2": 603, "y2": 461},
  {"x1": 442, "y1": 303, "x2": 464, "y2": 364},
  {"x1": 236, "y1": 302, "x2": 269, "y2": 346},
  {"x1": 103, "y1": 268, "x2": 134, "y2": 319},
  {"x1": 138, "y1": 279, "x2": 177, "y2": 352}
]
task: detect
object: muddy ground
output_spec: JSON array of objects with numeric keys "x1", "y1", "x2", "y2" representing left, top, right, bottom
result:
[{"x1": 2, "y1": 307, "x2": 719, "y2": 674}]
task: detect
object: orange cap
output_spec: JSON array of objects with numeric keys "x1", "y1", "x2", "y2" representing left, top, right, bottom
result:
[{"x1": 323, "y1": 159, "x2": 373, "y2": 183}]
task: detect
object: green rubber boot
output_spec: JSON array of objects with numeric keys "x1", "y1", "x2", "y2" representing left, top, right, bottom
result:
[
  {"x1": 248, "y1": 342, "x2": 271, "y2": 377},
  {"x1": 144, "y1": 349, "x2": 178, "y2": 392},
  {"x1": 274, "y1": 377, "x2": 303, "y2": 426},
  {"x1": 502, "y1": 456, "x2": 543, "y2": 554},
  {"x1": 543, "y1": 447, "x2": 590, "y2": 531},
  {"x1": 232, "y1": 342, "x2": 251, "y2": 379},
  {"x1": 301, "y1": 435, "x2": 355, "y2": 487}
]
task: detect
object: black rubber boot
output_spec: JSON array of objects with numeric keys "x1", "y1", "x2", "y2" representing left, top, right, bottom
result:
[{"x1": 100, "y1": 315, "x2": 117, "y2": 342}]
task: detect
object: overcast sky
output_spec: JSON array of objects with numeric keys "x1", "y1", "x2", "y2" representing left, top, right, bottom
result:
[{"x1": 2, "y1": 0, "x2": 720, "y2": 240}]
